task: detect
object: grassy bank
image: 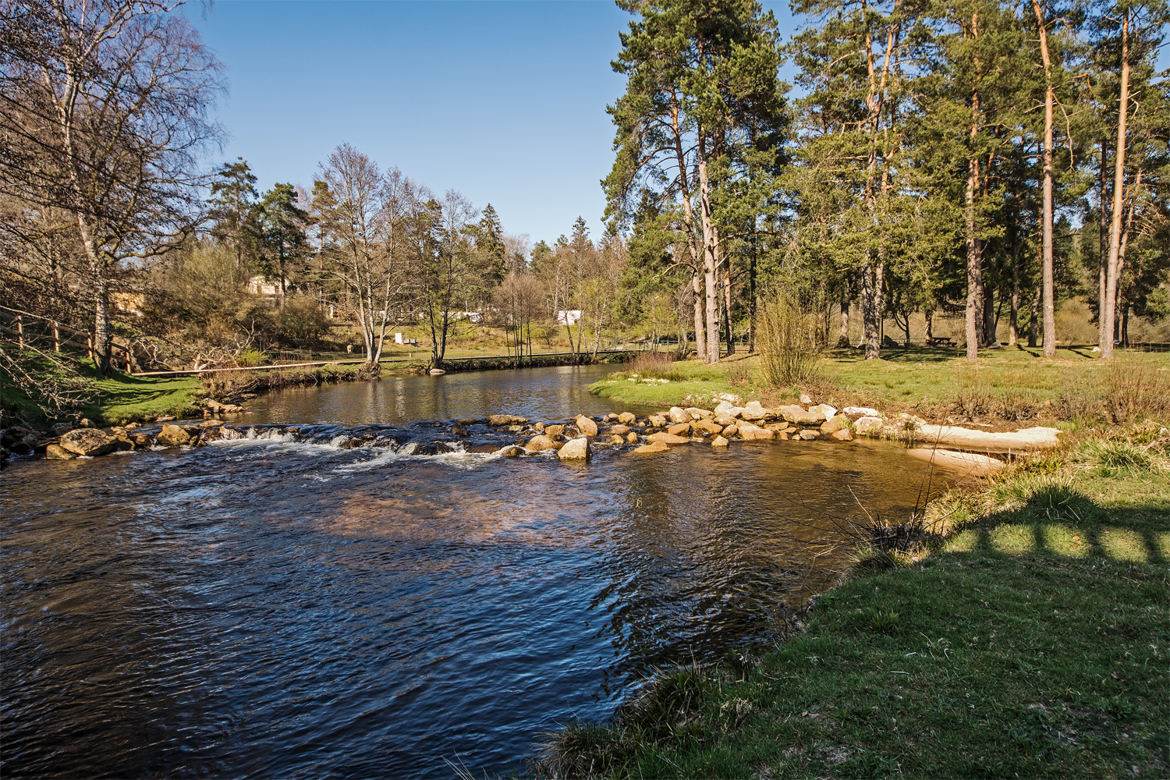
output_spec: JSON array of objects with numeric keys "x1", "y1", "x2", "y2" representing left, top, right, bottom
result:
[
  {"x1": 590, "y1": 347, "x2": 1170, "y2": 426},
  {"x1": 541, "y1": 428, "x2": 1170, "y2": 777}
]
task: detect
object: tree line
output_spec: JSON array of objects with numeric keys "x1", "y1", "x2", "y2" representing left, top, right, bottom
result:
[
  {"x1": 1, "y1": 0, "x2": 1166, "y2": 409},
  {"x1": 607, "y1": 0, "x2": 1168, "y2": 363}
]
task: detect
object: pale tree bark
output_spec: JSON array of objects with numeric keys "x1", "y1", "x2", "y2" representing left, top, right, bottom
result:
[
  {"x1": 1097, "y1": 140, "x2": 1110, "y2": 347},
  {"x1": 1101, "y1": 9, "x2": 1130, "y2": 360},
  {"x1": 669, "y1": 93, "x2": 706, "y2": 360},
  {"x1": 964, "y1": 11, "x2": 983, "y2": 361},
  {"x1": 696, "y1": 145, "x2": 720, "y2": 364},
  {"x1": 1033, "y1": 0, "x2": 1058, "y2": 357},
  {"x1": 1115, "y1": 165, "x2": 1142, "y2": 346},
  {"x1": 1009, "y1": 247, "x2": 1020, "y2": 346},
  {"x1": 839, "y1": 300, "x2": 850, "y2": 347}
]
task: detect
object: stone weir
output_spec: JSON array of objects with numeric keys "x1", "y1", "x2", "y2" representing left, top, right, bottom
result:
[{"x1": 24, "y1": 397, "x2": 1062, "y2": 477}]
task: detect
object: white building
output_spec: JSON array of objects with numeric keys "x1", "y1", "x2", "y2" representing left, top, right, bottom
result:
[{"x1": 556, "y1": 309, "x2": 582, "y2": 326}]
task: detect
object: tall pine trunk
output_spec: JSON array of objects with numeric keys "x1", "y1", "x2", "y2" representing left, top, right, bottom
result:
[
  {"x1": 1097, "y1": 140, "x2": 1109, "y2": 347},
  {"x1": 1101, "y1": 10, "x2": 1129, "y2": 360},
  {"x1": 1033, "y1": 0, "x2": 1057, "y2": 357}
]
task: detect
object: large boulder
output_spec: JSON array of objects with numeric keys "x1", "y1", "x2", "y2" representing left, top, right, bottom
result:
[
  {"x1": 633, "y1": 440, "x2": 670, "y2": 455},
  {"x1": 685, "y1": 406, "x2": 713, "y2": 420},
  {"x1": 668, "y1": 407, "x2": 691, "y2": 424},
  {"x1": 617, "y1": 411, "x2": 637, "y2": 425},
  {"x1": 574, "y1": 415, "x2": 599, "y2": 437},
  {"x1": 854, "y1": 416, "x2": 885, "y2": 436},
  {"x1": 831, "y1": 428, "x2": 854, "y2": 441},
  {"x1": 557, "y1": 437, "x2": 591, "y2": 461},
  {"x1": 58, "y1": 428, "x2": 116, "y2": 457},
  {"x1": 843, "y1": 406, "x2": 879, "y2": 419},
  {"x1": 525, "y1": 434, "x2": 560, "y2": 452},
  {"x1": 667, "y1": 422, "x2": 691, "y2": 436},
  {"x1": 713, "y1": 413, "x2": 738, "y2": 427},
  {"x1": 156, "y1": 424, "x2": 193, "y2": 447},
  {"x1": 741, "y1": 401, "x2": 769, "y2": 421},
  {"x1": 913, "y1": 424, "x2": 1062, "y2": 454}
]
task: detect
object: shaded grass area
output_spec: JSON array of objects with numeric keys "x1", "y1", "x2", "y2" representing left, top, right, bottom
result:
[
  {"x1": 540, "y1": 431, "x2": 1170, "y2": 777},
  {"x1": 591, "y1": 347, "x2": 1170, "y2": 426},
  {"x1": 81, "y1": 367, "x2": 203, "y2": 425}
]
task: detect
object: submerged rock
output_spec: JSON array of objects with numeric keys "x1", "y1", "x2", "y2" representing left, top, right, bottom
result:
[
  {"x1": 498, "y1": 445, "x2": 525, "y2": 458},
  {"x1": 488, "y1": 414, "x2": 527, "y2": 426},
  {"x1": 711, "y1": 435, "x2": 730, "y2": 448},
  {"x1": 647, "y1": 432, "x2": 689, "y2": 445}
]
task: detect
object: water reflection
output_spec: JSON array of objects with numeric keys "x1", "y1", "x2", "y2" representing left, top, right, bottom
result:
[{"x1": 1, "y1": 369, "x2": 945, "y2": 778}]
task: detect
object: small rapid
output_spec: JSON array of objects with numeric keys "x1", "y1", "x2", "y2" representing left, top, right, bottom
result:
[{"x1": 1, "y1": 365, "x2": 948, "y2": 778}]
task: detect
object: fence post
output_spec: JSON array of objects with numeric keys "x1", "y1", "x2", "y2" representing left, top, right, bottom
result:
[{"x1": 16, "y1": 315, "x2": 23, "y2": 349}]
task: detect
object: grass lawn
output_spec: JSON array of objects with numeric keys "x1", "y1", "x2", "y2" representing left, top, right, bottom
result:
[
  {"x1": 542, "y1": 429, "x2": 1170, "y2": 777},
  {"x1": 591, "y1": 346, "x2": 1170, "y2": 425},
  {"x1": 80, "y1": 368, "x2": 203, "y2": 424}
]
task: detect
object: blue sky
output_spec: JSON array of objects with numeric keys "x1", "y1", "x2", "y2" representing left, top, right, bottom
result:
[{"x1": 189, "y1": 1, "x2": 797, "y2": 247}]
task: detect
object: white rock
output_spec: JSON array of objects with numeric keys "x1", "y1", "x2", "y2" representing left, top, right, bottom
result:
[
  {"x1": 741, "y1": 401, "x2": 769, "y2": 420},
  {"x1": 809, "y1": 404, "x2": 837, "y2": 422},
  {"x1": 668, "y1": 406, "x2": 691, "y2": 424},
  {"x1": 854, "y1": 416, "x2": 885, "y2": 436},
  {"x1": 843, "y1": 406, "x2": 880, "y2": 419}
]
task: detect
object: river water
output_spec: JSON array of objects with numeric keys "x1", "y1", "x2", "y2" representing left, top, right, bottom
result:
[{"x1": 2, "y1": 365, "x2": 948, "y2": 777}]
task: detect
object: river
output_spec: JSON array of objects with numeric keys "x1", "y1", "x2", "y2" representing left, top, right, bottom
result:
[{"x1": 1, "y1": 364, "x2": 948, "y2": 777}]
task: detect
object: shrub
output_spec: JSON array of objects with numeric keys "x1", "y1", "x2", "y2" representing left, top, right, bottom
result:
[
  {"x1": 757, "y1": 290, "x2": 824, "y2": 387},
  {"x1": 276, "y1": 296, "x2": 330, "y2": 347},
  {"x1": 628, "y1": 350, "x2": 674, "y2": 378},
  {"x1": 235, "y1": 348, "x2": 267, "y2": 367}
]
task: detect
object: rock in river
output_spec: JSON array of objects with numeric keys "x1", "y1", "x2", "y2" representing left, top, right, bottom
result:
[
  {"x1": 557, "y1": 437, "x2": 591, "y2": 461},
  {"x1": 574, "y1": 415, "x2": 599, "y2": 437},
  {"x1": 58, "y1": 428, "x2": 116, "y2": 457},
  {"x1": 156, "y1": 424, "x2": 193, "y2": 447}
]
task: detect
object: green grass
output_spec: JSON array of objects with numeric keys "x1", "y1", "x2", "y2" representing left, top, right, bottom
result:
[
  {"x1": 78, "y1": 363, "x2": 203, "y2": 425},
  {"x1": 590, "y1": 346, "x2": 1170, "y2": 424},
  {"x1": 540, "y1": 431, "x2": 1170, "y2": 777}
]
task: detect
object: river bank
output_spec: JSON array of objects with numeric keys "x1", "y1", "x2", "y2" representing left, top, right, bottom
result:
[{"x1": 539, "y1": 425, "x2": 1170, "y2": 776}]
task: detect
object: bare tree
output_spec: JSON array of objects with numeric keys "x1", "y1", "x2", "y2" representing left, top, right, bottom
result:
[
  {"x1": 319, "y1": 144, "x2": 415, "y2": 363},
  {"x1": 415, "y1": 190, "x2": 476, "y2": 368},
  {"x1": 0, "y1": 0, "x2": 221, "y2": 372}
]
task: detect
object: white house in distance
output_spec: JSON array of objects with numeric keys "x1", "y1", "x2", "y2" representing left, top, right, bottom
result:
[
  {"x1": 556, "y1": 309, "x2": 582, "y2": 326},
  {"x1": 246, "y1": 275, "x2": 279, "y2": 301}
]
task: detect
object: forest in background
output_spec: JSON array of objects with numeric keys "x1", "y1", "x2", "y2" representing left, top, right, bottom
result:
[{"x1": 1, "y1": 0, "x2": 1167, "y2": 420}]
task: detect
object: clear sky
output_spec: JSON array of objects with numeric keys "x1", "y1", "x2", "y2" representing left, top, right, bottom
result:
[{"x1": 188, "y1": 0, "x2": 800, "y2": 248}]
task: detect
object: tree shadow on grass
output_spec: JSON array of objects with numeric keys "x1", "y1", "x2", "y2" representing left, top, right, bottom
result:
[{"x1": 950, "y1": 483, "x2": 1168, "y2": 566}]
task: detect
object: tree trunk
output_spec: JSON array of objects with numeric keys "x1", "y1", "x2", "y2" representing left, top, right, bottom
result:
[
  {"x1": 861, "y1": 261, "x2": 883, "y2": 360},
  {"x1": 1097, "y1": 139, "x2": 1109, "y2": 348},
  {"x1": 721, "y1": 249, "x2": 734, "y2": 356},
  {"x1": 691, "y1": 272, "x2": 706, "y2": 361},
  {"x1": 696, "y1": 150, "x2": 720, "y2": 364},
  {"x1": 982, "y1": 285, "x2": 996, "y2": 346},
  {"x1": 1027, "y1": 287, "x2": 1040, "y2": 347},
  {"x1": 1101, "y1": 9, "x2": 1130, "y2": 360},
  {"x1": 965, "y1": 155, "x2": 982, "y2": 361},
  {"x1": 839, "y1": 300, "x2": 850, "y2": 347},
  {"x1": 1033, "y1": 0, "x2": 1057, "y2": 358},
  {"x1": 1009, "y1": 253, "x2": 1020, "y2": 346}
]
